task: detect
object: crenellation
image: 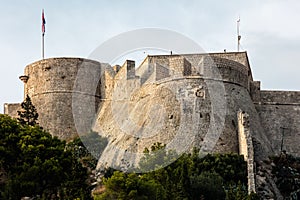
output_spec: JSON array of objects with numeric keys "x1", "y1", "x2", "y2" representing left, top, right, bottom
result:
[
  {"x1": 136, "y1": 57, "x2": 155, "y2": 84},
  {"x1": 154, "y1": 62, "x2": 169, "y2": 81},
  {"x1": 124, "y1": 60, "x2": 136, "y2": 80},
  {"x1": 169, "y1": 56, "x2": 192, "y2": 77},
  {"x1": 250, "y1": 81, "x2": 261, "y2": 102},
  {"x1": 113, "y1": 65, "x2": 121, "y2": 73}
]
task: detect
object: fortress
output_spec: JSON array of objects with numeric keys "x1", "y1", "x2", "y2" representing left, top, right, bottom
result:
[{"x1": 4, "y1": 51, "x2": 300, "y2": 196}]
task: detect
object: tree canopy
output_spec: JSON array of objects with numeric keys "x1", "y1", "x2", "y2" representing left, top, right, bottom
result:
[
  {"x1": 95, "y1": 144, "x2": 258, "y2": 200},
  {"x1": 0, "y1": 114, "x2": 92, "y2": 200}
]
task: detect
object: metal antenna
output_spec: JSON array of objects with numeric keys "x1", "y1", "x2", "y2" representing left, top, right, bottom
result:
[{"x1": 237, "y1": 16, "x2": 241, "y2": 52}]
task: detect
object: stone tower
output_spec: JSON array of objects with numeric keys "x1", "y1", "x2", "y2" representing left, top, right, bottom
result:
[{"x1": 18, "y1": 57, "x2": 103, "y2": 140}]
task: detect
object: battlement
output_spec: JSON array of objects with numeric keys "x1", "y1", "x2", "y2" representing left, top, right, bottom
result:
[
  {"x1": 135, "y1": 52, "x2": 251, "y2": 89},
  {"x1": 123, "y1": 60, "x2": 136, "y2": 79},
  {"x1": 169, "y1": 56, "x2": 192, "y2": 77},
  {"x1": 207, "y1": 51, "x2": 251, "y2": 71}
]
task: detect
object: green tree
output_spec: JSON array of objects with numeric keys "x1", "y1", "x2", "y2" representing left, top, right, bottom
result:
[
  {"x1": 17, "y1": 95, "x2": 39, "y2": 126},
  {"x1": 0, "y1": 114, "x2": 92, "y2": 200},
  {"x1": 190, "y1": 171, "x2": 225, "y2": 200},
  {"x1": 225, "y1": 182, "x2": 260, "y2": 200},
  {"x1": 95, "y1": 144, "x2": 257, "y2": 200},
  {"x1": 139, "y1": 142, "x2": 177, "y2": 172},
  {"x1": 95, "y1": 171, "x2": 166, "y2": 200}
]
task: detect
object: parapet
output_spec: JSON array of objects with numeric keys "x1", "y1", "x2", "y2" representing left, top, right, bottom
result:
[
  {"x1": 169, "y1": 56, "x2": 192, "y2": 77},
  {"x1": 141, "y1": 52, "x2": 252, "y2": 89},
  {"x1": 250, "y1": 81, "x2": 261, "y2": 102},
  {"x1": 113, "y1": 65, "x2": 121, "y2": 73},
  {"x1": 260, "y1": 90, "x2": 300, "y2": 105},
  {"x1": 123, "y1": 60, "x2": 136, "y2": 79},
  {"x1": 207, "y1": 51, "x2": 251, "y2": 71}
]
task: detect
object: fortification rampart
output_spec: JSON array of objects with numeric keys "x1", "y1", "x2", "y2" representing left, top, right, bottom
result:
[
  {"x1": 137, "y1": 54, "x2": 251, "y2": 90},
  {"x1": 259, "y1": 91, "x2": 300, "y2": 105},
  {"x1": 255, "y1": 90, "x2": 300, "y2": 157},
  {"x1": 205, "y1": 56, "x2": 250, "y2": 89},
  {"x1": 94, "y1": 53, "x2": 273, "y2": 163}
]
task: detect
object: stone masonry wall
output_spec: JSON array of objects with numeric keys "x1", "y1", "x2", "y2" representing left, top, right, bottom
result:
[
  {"x1": 21, "y1": 58, "x2": 102, "y2": 140},
  {"x1": 124, "y1": 60, "x2": 136, "y2": 79},
  {"x1": 93, "y1": 53, "x2": 274, "y2": 170},
  {"x1": 149, "y1": 54, "x2": 250, "y2": 90},
  {"x1": 169, "y1": 56, "x2": 192, "y2": 77},
  {"x1": 255, "y1": 91, "x2": 300, "y2": 157},
  {"x1": 155, "y1": 63, "x2": 169, "y2": 81},
  {"x1": 3, "y1": 103, "x2": 21, "y2": 119}
]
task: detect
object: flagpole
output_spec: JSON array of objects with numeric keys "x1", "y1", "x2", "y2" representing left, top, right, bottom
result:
[
  {"x1": 42, "y1": 33, "x2": 44, "y2": 59},
  {"x1": 237, "y1": 16, "x2": 241, "y2": 52},
  {"x1": 42, "y1": 9, "x2": 46, "y2": 59}
]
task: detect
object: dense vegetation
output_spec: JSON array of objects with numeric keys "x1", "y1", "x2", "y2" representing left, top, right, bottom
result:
[
  {"x1": 0, "y1": 95, "x2": 269, "y2": 199},
  {"x1": 0, "y1": 114, "x2": 93, "y2": 199},
  {"x1": 95, "y1": 143, "x2": 258, "y2": 200},
  {"x1": 0, "y1": 96, "x2": 97, "y2": 199},
  {"x1": 0, "y1": 109, "x2": 258, "y2": 199},
  {"x1": 271, "y1": 152, "x2": 300, "y2": 199},
  {"x1": 0, "y1": 109, "x2": 257, "y2": 200}
]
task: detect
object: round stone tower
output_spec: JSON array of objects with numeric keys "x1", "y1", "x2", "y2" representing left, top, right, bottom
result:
[{"x1": 20, "y1": 58, "x2": 102, "y2": 141}]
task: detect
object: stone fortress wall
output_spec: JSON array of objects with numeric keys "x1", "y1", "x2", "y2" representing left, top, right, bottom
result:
[
  {"x1": 255, "y1": 90, "x2": 300, "y2": 157},
  {"x1": 4, "y1": 52, "x2": 300, "y2": 157}
]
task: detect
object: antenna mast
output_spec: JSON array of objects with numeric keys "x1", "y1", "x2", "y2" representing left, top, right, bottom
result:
[{"x1": 237, "y1": 16, "x2": 241, "y2": 52}]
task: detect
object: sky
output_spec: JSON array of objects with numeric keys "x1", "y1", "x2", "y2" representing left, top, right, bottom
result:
[{"x1": 1, "y1": 0, "x2": 300, "y2": 113}]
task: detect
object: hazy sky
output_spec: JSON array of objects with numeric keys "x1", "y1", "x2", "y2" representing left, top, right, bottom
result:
[{"x1": 1, "y1": 0, "x2": 299, "y2": 113}]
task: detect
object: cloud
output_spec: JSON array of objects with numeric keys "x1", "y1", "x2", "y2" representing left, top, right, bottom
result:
[{"x1": 243, "y1": 1, "x2": 300, "y2": 40}]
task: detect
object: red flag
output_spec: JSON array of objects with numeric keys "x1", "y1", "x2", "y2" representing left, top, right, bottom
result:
[{"x1": 42, "y1": 9, "x2": 46, "y2": 35}]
